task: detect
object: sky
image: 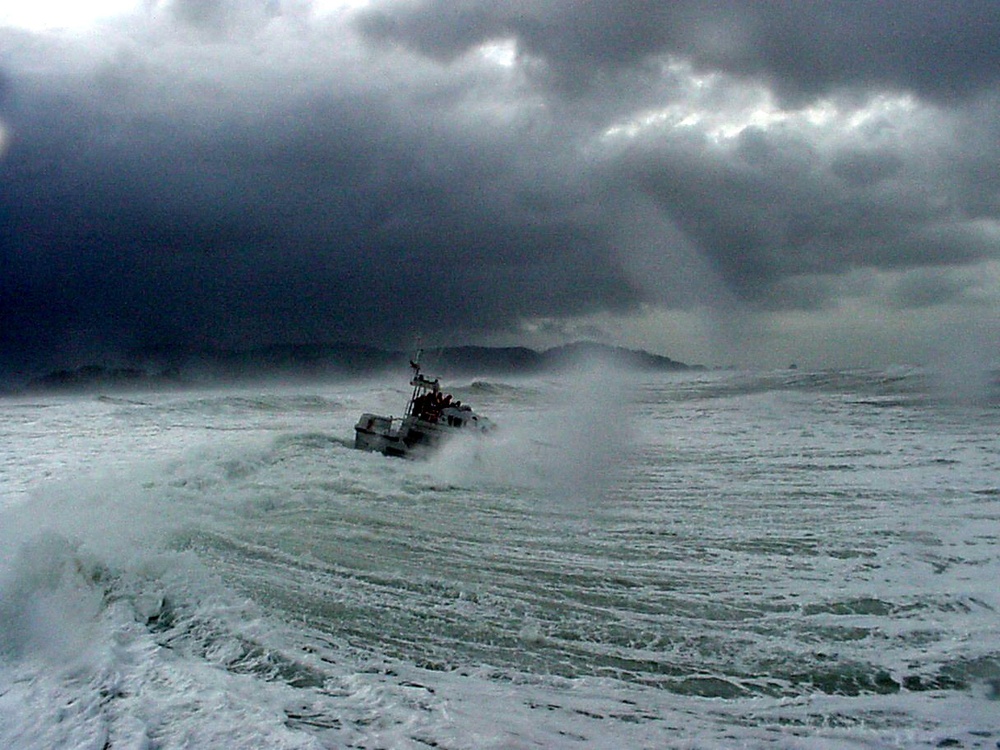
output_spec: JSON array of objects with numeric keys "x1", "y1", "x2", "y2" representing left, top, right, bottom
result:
[{"x1": 2, "y1": 0, "x2": 999, "y2": 377}]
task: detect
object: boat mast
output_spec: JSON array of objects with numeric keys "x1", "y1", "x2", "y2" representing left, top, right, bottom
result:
[
  {"x1": 404, "y1": 349, "x2": 441, "y2": 417},
  {"x1": 406, "y1": 350, "x2": 421, "y2": 416}
]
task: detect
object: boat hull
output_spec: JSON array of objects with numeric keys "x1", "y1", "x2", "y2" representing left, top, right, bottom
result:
[
  {"x1": 354, "y1": 413, "x2": 446, "y2": 458},
  {"x1": 354, "y1": 411, "x2": 490, "y2": 458}
]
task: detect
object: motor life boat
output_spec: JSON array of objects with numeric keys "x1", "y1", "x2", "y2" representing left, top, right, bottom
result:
[{"x1": 354, "y1": 356, "x2": 495, "y2": 458}]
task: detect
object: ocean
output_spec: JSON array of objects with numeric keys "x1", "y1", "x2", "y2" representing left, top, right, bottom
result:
[{"x1": 1, "y1": 365, "x2": 998, "y2": 748}]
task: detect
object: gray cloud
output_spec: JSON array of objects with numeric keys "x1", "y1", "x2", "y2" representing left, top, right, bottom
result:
[
  {"x1": 356, "y1": 1, "x2": 1000, "y2": 102},
  {"x1": 2, "y1": 0, "x2": 999, "y2": 375}
]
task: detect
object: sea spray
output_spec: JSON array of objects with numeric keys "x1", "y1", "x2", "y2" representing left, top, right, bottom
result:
[{"x1": 0, "y1": 533, "x2": 106, "y2": 664}]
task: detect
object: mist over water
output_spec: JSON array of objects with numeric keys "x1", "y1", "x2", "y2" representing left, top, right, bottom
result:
[
  {"x1": 926, "y1": 325, "x2": 999, "y2": 406},
  {"x1": 1, "y1": 366, "x2": 999, "y2": 748}
]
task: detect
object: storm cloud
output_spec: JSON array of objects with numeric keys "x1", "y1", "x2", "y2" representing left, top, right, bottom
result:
[{"x1": 2, "y1": 0, "x2": 999, "y2": 377}]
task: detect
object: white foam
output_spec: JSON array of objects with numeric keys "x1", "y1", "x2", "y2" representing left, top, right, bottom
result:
[{"x1": 1, "y1": 373, "x2": 998, "y2": 748}]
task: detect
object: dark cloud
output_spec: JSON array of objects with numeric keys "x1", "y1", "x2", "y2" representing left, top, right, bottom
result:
[
  {"x1": 829, "y1": 148, "x2": 904, "y2": 188},
  {"x1": 890, "y1": 271, "x2": 970, "y2": 311},
  {"x1": 356, "y1": 0, "x2": 1000, "y2": 103},
  {"x1": 0, "y1": 18, "x2": 632, "y2": 372},
  {"x1": 1, "y1": 0, "x2": 999, "y2": 375}
]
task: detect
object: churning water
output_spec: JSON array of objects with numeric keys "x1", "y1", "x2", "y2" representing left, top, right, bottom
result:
[{"x1": 1, "y1": 366, "x2": 998, "y2": 748}]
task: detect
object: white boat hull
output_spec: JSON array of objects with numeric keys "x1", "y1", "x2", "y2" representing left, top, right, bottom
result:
[{"x1": 354, "y1": 411, "x2": 492, "y2": 458}]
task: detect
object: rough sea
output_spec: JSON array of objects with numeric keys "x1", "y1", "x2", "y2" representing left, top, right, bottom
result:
[{"x1": 1, "y1": 364, "x2": 998, "y2": 749}]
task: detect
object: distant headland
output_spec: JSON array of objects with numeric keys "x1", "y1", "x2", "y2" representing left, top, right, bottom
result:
[{"x1": 12, "y1": 341, "x2": 702, "y2": 394}]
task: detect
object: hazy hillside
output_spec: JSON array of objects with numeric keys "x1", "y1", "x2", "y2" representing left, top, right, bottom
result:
[{"x1": 16, "y1": 342, "x2": 699, "y2": 393}]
